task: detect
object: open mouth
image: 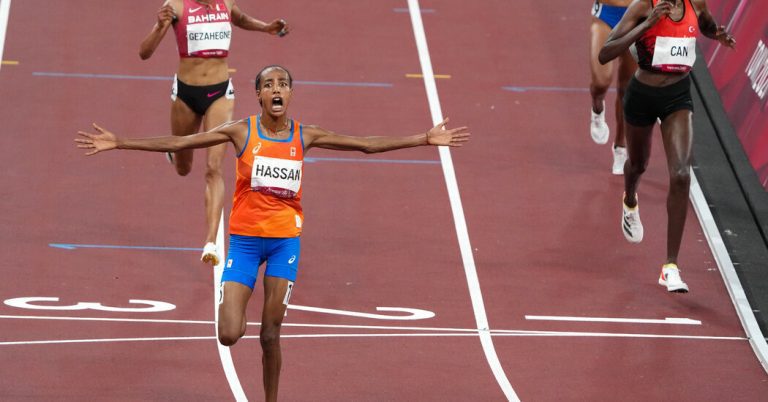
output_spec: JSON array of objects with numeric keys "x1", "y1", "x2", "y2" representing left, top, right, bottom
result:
[{"x1": 271, "y1": 97, "x2": 284, "y2": 110}]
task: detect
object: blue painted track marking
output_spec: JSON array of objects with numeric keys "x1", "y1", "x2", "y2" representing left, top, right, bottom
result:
[
  {"x1": 49, "y1": 243, "x2": 202, "y2": 251},
  {"x1": 305, "y1": 156, "x2": 439, "y2": 164},
  {"x1": 32, "y1": 72, "x2": 393, "y2": 87},
  {"x1": 502, "y1": 86, "x2": 617, "y2": 93}
]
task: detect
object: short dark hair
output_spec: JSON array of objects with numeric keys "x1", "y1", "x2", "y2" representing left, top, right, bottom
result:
[{"x1": 255, "y1": 65, "x2": 293, "y2": 90}]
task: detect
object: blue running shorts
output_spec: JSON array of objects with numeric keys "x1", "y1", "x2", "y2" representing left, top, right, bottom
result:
[
  {"x1": 221, "y1": 234, "x2": 301, "y2": 289},
  {"x1": 592, "y1": 1, "x2": 627, "y2": 29}
]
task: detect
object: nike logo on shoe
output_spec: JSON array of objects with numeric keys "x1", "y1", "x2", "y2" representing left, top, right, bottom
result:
[
  {"x1": 189, "y1": 6, "x2": 202, "y2": 13},
  {"x1": 207, "y1": 90, "x2": 222, "y2": 98}
]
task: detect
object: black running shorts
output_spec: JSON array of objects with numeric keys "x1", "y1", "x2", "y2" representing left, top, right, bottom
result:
[
  {"x1": 171, "y1": 75, "x2": 235, "y2": 116},
  {"x1": 623, "y1": 75, "x2": 693, "y2": 127}
]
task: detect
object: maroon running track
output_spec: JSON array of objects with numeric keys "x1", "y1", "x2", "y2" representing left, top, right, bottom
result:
[{"x1": 0, "y1": 0, "x2": 766, "y2": 401}]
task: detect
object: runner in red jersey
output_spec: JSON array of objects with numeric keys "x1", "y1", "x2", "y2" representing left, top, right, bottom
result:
[
  {"x1": 75, "y1": 66, "x2": 470, "y2": 402},
  {"x1": 599, "y1": 0, "x2": 735, "y2": 292},
  {"x1": 139, "y1": 0, "x2": 289, "y2": 266}
]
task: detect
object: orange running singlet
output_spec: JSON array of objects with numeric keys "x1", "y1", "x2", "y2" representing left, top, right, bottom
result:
[
  {"x1": 633, "y1": 0, "x2": 699, "y2": 73},
  {"x1": 229, "y1": 116, "x2": 304, "y2": 238}
]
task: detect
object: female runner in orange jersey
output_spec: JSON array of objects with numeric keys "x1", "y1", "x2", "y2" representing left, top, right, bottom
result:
[
  {"x1": 599, "y1": 0, "x2": 734, "y2": 292},
  {"x1": 139, "y1": 0, "x2": 288, "y2": 266},
  {"x1": 76, "y1": 66, "x2": 470, "y2": 401}
]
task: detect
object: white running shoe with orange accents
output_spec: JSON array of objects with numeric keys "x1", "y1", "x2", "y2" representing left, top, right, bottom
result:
[{"x1": 659, "y1": 264, "x2": 689, "y2": 293}]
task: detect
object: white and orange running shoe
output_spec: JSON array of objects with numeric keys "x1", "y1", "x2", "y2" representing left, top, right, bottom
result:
[{"x1": 659, "y1": 263, "x2": 689, "y2": 293}]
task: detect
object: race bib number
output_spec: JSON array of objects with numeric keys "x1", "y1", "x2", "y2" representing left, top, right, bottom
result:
[
  {"x1": 652, "y1": 36, "x2": 696, "y2": 72},
  {"x1": 187, "y1": 21, "x2": 232, "y2": 55},
  {"x1": 251, "y1": 156, "x2": 302, "y2": 198}
]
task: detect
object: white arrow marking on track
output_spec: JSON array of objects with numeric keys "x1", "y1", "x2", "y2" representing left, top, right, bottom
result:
[{"x1": 525, "y1": 315, "x2": 702, "y2": 325}]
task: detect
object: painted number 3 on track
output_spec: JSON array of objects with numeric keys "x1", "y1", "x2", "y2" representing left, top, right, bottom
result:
[{"x1": 3, "y1": 297, "x2": 176, "y2": 313}]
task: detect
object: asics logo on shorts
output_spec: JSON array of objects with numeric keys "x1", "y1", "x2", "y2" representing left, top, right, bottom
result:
[{"x1": 288, "y1": 255, "x2": 296, "y2": 264}]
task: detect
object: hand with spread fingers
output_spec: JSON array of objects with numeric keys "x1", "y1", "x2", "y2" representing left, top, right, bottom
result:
[
  {"x1": 75, "y1": 124, "x2": 118, "y2": 156},
  {"x1": 426, "y1": 118, "x2": 471, "y2": 147}
]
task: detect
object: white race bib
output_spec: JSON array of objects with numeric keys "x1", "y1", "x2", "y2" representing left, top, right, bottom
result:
[
  {"x1": 652, "y1": 36, "x2": 696, "y2": 70},
  {"x1": 251, "y1": 156, "x2": 302, "y2": 199},
  {"x1": 186, "y1": 21, "x2": 232, "y2": 54}
]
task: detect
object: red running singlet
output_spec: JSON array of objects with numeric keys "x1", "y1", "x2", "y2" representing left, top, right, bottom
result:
[
  {"x1": 633, "y1": 0, "x2": 699, "y2": 73},
  {"x1": 173, "y1": 0, "x2": 232, "y2": 58}
]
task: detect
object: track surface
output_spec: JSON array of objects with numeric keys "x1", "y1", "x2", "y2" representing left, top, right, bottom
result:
[{"x1": 1, "y1": 1, "x2": 767, "y2": 400}]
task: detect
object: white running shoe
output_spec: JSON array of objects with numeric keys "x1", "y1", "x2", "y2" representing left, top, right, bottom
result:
[
  {"x1": 612, "y1": 145, "x2": 627, "y2": 175},
  {"x1": 622, "y1": 196, "x2": 643, "y2": 243},
  {"x1": 590, "y1": 103, "x2": 609, "y2": 144},
  {"x1": 659, "y1": 264, "x2": 689, "y2": 293},
  {"x1": 201, "y1": 242, "x2": 220, "y2": 266}
]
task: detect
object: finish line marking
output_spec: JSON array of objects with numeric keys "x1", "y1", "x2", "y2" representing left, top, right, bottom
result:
[
  {"x1": 525, "y1": 315, "x2": 702, "y2": 325},
  {"x1": 0, "y1": 330, "x2": 745, "y2": 347},
  {"x1": 407, "y1": 1, "x2": 519, "y2": 401},
  {"x1": 0, "y1": 314, "x2": 712, "y2": 330}
]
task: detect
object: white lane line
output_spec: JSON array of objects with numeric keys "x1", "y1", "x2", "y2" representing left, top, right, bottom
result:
[
  {"x1": 406, "y1": 1, "x2": 519, "y2": 400},
  {"x1": 212, "y1": 212, "x2": 248, "y2": 402},
  {"x1": 0, "y1": 314, "x2": 732, "y2": 337},
  {"x1": 0, "y1": 314, "x2": 450, "y2": 330},
  {"x1": 0, "y1": 336, "x2": 216, "y2": 346},
  {"x1": 0, "y1": 0, "x2": 10, "y2": 74},
  {"x1": 490, "y1": 330, "x2": 745, "y2": 341},
  {"x1": 0, "y1": 330, "x2": 745, "y2": 346},
  {"x1": 689, "y1": 171, "x2": 768, "y2": 373},
  {"x1": 525, "y1": 316, "x2": 702, "y2": 325}
]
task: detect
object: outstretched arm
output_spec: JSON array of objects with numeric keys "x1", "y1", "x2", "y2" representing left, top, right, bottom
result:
[
  {"x1": 599, "y1": 0, "x2": 665, "y2": 64},
  {"x1": 139, "y1": 1, "x2": 176, "y2": 60},
  {"x1": 303, "y1": 118, "x2": 470, "y2": 153},
  {"x1": 75, "y1": 120, "x2": 248, "y2": 156},
  {"x1": 692, "y1": 0, "x2": 736, "y2": 48},
  {"x1": 230, "y1": 3, "x2": 289, "y2": 36}
]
